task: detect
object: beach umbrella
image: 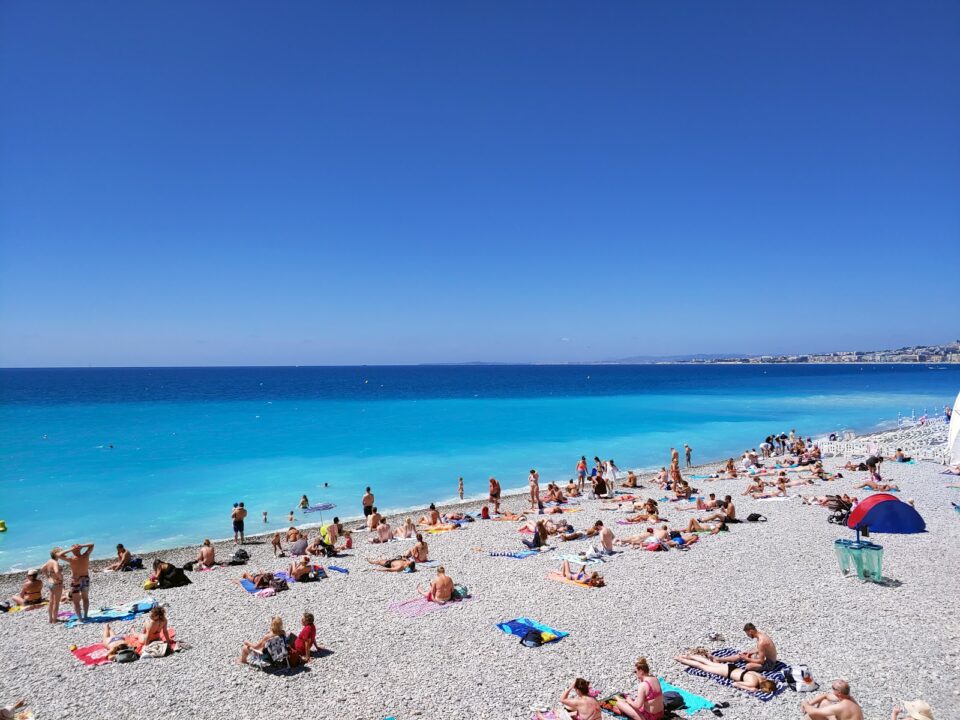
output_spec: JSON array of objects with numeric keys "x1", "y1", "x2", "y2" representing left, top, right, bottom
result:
[
  {"x1": 847, "y1": 493, "x2": 925, "y2": 535},
  {"x1": 948, "y1": 390, "x2": 960, "y2": 466}
]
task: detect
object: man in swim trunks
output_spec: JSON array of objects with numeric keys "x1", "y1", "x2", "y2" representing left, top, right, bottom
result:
[
  {"x1": 106, "y1": 544, "x2": 132, "y2": 572},
  {"x1": 231, "y1": 503, "x2": 247, "y2": 545},
  {"x1": 362, "y1": 487, "x2": 375, "y2": 518},
  {"x1": 419, "y1": 565, "x2": 453, "y2": 603},
  {"x1": 801, "y1": 679, "x2": 863, "y2": 720},
  {"x1": 57, "y1": 543, "x2": 94, "y2": 621},
  {"x1": 367, "y1": 556, "x2": 415, "y2": 572},
  {"x1": 593, "y1": 521, "x2": 615, "y2": 555},
  {"x1": 730, "y1": 623, "x2": 778, "y2": 671},
  {"x1": 488, "y1": 477, "x2": 501, "y2": 514},
  {"x1": 41, "y1": 549, "x2": 64, "y2": 624}
]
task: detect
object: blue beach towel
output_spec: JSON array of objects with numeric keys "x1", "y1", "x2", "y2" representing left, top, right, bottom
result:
[
  {"x1": 328, "y1": 565, "x2": 349, "y2": 574},
  {"x1": 496, "y1": 617, "x2": 568, "y2": 643},
  {"x1": 303, "y1": 502, "x2": 336, "y2": 513},
  {"x1": 489, "y1": 550, "x2": 540, "y2": 559},
  {"x1": 239, "y1": 579, "x2": 258, "y2": 593},
  {"x1": 682, "y1": 647, "x2": 788, "y2": 701},
  {"x1": 658, "y1": 678, "x2": 716, "y2": 715},
  {"x1": 64, "y1": 597, "x2": 157, "y2": 628}
]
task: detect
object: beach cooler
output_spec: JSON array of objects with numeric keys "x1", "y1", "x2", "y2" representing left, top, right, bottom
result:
[{"x1": 833, "y1": 539, "x2": 884, "y2": 582}]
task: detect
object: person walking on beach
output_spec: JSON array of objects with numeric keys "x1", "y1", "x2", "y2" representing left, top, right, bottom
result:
[
  {"x1": 684, "y1": 444, "x2": 692, "y2": 468},
  {"x1": 529, "y1": 469, "x2": 541, "y2": 511},
  {"x1": 232, "y1": 502, "x2": 247, "y2": 544},
  {"x1": 575, "y1": 456, "x2": 587, "y2": 492},
  {"x1": 801, "y1": 679, "x2": 863, "y2": 720},
  {"x1": 362, "y1": 487, "x2": 375, "y2": 519},
  {"x1": 40, "y1": 549, "x2": 64, "y2": 624},
  {"x1": 458, "y1": 477, "x2": 464, "y2": 500},
  {"x1": 489, "y1": 477, "x2": 501, "y2": 514},
  {"x1": 56, "y1": 543, "x2": 94, "y2": 621}
]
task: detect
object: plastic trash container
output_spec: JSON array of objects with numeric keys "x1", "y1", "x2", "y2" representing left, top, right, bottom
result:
[{"x1": 833, "y1": 539, "x2": 884, "y2": 582}]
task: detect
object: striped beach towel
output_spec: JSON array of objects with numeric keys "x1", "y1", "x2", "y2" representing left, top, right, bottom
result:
[{"x1": 682, "y1": 647, "x2": 788, "y2": 701}]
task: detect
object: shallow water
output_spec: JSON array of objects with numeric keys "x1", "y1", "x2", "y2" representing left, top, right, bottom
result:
[{"x1": 1, "y1": 363, "x2": 957, "y2": 570}]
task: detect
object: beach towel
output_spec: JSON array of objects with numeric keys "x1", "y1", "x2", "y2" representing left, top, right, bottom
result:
[
  {"x1": 546, "y1": 572, "x2": 594, "y2": 589},
  {"x1": 424, "y1": 524, "x2": 457, "y2": 534},
  {"x1": 328, "y1": 565, "x2": 349, "y2": 574},
  {"x1": 489, "y1": 550, "x2": 540, "y2": 559},
  {"x1": 64, "y1": 598, "x2": 157, "y2": 629},
  {"x1": 387, "y1": 596, "x2": 469, "y2": 619},
  {"x1": 6, "y1": 601, "x2": 48, "y2": 614},
  {"x1": 72, "y1": 629, "x2": 177, "y2": 666},
  {"x1": 616, "y1": 519, "x2": 647, "y2": 525},
  {"x1": 496, "y1": 617, "x2": 568, "y2": 644},
  {"x1": 682, "y1": 647, "x2": 788, "y2": 701},
  {"x1": 274, "y1": 571, "x2": 298, "y2": 584},
  {"x1": 658, "y1": 678, "x2": 716, "y2": 716},
  {"x1": 556, "y1": 554, "x2": 605, "y2": 565}
]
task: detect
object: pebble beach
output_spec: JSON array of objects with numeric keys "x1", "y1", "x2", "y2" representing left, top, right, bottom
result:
[{"x1": 1, "y1": 425, "x2": 958, "y2": 720}]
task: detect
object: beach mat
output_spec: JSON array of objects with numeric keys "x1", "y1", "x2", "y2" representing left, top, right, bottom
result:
[
  {"x1": 489, "y1": 550, "x2": 540, "y2": 559},
  {"x1": 424, "y1": 524, "x2": 458, "y2": 534},
  {"x1": 496, "y1": 617, "x2": 568, "y2": 644},
  {"x1": 682, "y1": 647, "x2": 788, "y2": 701},
  {"x1": 546, "y1": 572, "x2": 594, "y2": 589},
  {"x1": 5, "y1": 600, "x2": 48, "y2": 614},
  {"x1": 64, "y1": 597, "x2": 157, "y2": 629},
  {"x1": 328, "y1": 565, "x2": 349, "y2": 574},
  {"x1": 72, "y1": 629, "x2": 177, "y2": 666},
  {"x1": 387, "y1": 596, "x2": 470, "y2": 619}
]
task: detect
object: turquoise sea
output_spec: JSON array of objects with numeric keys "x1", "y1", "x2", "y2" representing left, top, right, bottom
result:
[{"x1": 1, "y1": 364, "x2": 957, "y2": 571}]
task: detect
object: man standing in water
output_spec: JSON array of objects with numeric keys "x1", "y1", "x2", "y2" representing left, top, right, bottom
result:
[
  {"x1": 57, "y1": 543, "x2": 94, "y2": 621},
  {"x1": 684, "y1": 444, "x2": 693, "y2": 468},
  {"x1": 362, "y1": 487, "x2": 375, "y2": 519}
]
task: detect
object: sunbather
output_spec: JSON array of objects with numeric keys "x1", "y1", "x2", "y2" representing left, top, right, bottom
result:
[
  {"x1": 238, "y1": 615, "x2": 286, "y2": 667},
  {"x1": 623, "y1": 470, "x2": 639, "y2": 488},
  {"x1": 405, "y1": 533, "x2": 429, "y2": 562},
  {"x1": 535, "y1": 678, "x2": 601, "y2": 720},
  {"x1": 855, "y1": 479, "x2": 899, "y2": 491},
  {"x1": 289, "y1": 556, "x2": 312, "y2": 581},
  {"x1": 699, "y1": 497, "x2": 739, "y2": 523},
  {"x1": 674, "y1": 654, "x2": 777, "y2": 694},
  {"x1": 592, "y1": 521, "x2": 615, "y2": 555},
  {"x1": 370, "y1": 520, "x2": 393, "y2": 543},
  {"x1": 686, "y1": 518, "x2": 728, "y2": 534},
  {"x1": 367, "y1": 557, "x2": 415, "y2": 572},
  {"x1": 367, "y1": 507, "x2": 383, "y2": 531},
  {"x1": 499, "y1": 510, "x2": 527, "y2": 521},
  {"x1": 288, "y1": 612, "x2": 323, "y2": 666},
  {"x1": 284, "y1": 526, "x2": 299, "y2": 543},
  {"x1": 395, "y1": 517, "x2": 417, "y2": 539},
  {"x1": 240, "y1": 571, "x2": 273, "y2": 590},
  {"x1": 559, "y1": 560, "x2": 604, "y2": 587},
  {"x1": 195, "y1": 539, "x2": 216, "y2": 569},
  {"x1": 141, "y1": 606, "x2": 171, "y2": 646},
  {"x1": 10, "y1": 569, "x2": 43, "y2": 607},
  {"x1": 418, "y1": 565, "x2": 453, "y2": 603},
  {"x1": 522, "y1": 520, "x2": 549, "y2": 550},
  {"x1": 417, "y1": 504, "x2": 441, "y2": 526},
  {"x1": 106, "y1": 544, "x2": 133, "y2": 572},
  {"x1": 801, "y1": 679, "x2": 863, "y2": 719},
  {"x1": 653, "y1": 467, "x2": 669, "y2": 488},
  {"x1": 743, "y1": 477, "x2": 767, "y2": 496},
  {"x1": 728, "y1": 623, "x2": 778, "y2": 671},
  {"x1": 616, "y1": 657, "x2": 665, "y2": 720},
  {"x1": 100, "y1": 623, "x2": 133, "y2": 659},
  {"x1": 697, "y1": 493, "x2": 721, "y2": 509}
]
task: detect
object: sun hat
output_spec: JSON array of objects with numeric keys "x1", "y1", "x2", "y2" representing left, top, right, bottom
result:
[{"x1": 903, "y1": 700, "x2": 933, "y2": 720}]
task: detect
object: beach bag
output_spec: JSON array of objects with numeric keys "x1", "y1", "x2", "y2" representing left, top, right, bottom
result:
[
  {"x1": 262, "y1": 635, "x2": 288, "y2": 667},
  {"x1": 182, "y1": 561, "x2": 196, "y2": 572},
  {"x1": 746, "y1": 513, "x2": 766, "y2": 522},
  {"x1": 113, "y1": 648, "x2": 139, "y2": 664},
  {"x1": 662, "y1": 691, "x2": 686, "y2": 713},
  {"x1": 520, "y1": 629, "x2": 544, "y2": 648},
  {"x1": 269, "y1": 577, "x2": 288, "y2": 592},
  {"x1": 127, "y1": 557, "x2": 144, "y2": 570},
  {"x1": 452, "y1": 584, "x2": 469, "y2": 600},
  {"x1": 140, "y1": 641, "x2": 169, "y2": 658},
  {"x1": 234, "y1": 548, "x2": 250, "y2": 560}
]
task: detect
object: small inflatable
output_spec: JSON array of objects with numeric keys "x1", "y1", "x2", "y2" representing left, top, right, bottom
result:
[{"x1": 0, "y1": 520, "x2": 7, "y2": 532}]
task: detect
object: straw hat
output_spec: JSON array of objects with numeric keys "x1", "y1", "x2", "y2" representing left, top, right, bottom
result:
[{"x1": 903, "y1": 700, "x2": 933, "y2": 720}]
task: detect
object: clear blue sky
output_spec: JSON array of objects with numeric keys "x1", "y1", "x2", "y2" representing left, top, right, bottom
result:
[{"x1": 1, "y1": 2, "x2": 958, "y2": 366}]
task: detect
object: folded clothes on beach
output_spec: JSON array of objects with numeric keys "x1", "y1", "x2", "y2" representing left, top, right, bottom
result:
[
  {"x1": 496, "y1": 617, "x2": 568, "y2": 643},
  {"x1": 657, "y1": 678, "x2": 716, "y2": 715},
  {"x1": 682, "y1": 647, "x2": 788, "y2": 701},
  {"x1": 64, "y1": 598, "x2": 157, "y2": 629}
]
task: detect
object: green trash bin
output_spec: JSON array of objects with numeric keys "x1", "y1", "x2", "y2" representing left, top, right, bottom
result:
[{"x1": 834, "y1": 539, "x2": 883, "y2": 582}]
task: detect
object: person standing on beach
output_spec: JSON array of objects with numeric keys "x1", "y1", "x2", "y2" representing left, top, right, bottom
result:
[
  {"x1": 232, "y1": 502, "x2": 248, "y2": 544},
  {"x1": 458, "y1": 477, "x2": 464, "y2": 500},
  {"x1": 684, "y1": 444, "x2": 693, "y2": 468},
  {"x1": 41, "y1": 549, "x2": 64, "y2": 624},
  {"x1": 488, "y1": 477, "x2": 501, "y2": 514},
  {"x1": 576, "y1": 456, "x2": 587, "y2": 492},
  {"x1": 528, "y1": 469, "x2": 541, "y2": 511},
  {"x1": 362, "y1": 487, "x2": 375, "y2": 519},
  {"x1": 56, "y1": 543, "x2": 94, "y2": 621}
]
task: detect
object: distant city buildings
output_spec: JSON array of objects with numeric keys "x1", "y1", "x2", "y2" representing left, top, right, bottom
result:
[{"x1": 675, "y1": 340, "x2": 960, "y2": 365}]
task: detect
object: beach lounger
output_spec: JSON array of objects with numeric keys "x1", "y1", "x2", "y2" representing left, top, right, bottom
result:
[
  {"x1": 682, "y1": 647, "x2": 788, "y2": 701},
  {"x1": 496, "y1": 617, "x2": 568, "y2": 644}
]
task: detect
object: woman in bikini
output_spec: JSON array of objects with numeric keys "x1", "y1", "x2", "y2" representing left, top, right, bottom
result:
[
  {"x1": 536, "y1": 677, "x2": 601, "y2": 720},
  {"x1": 141, "y1": 606, "x2": 172, "y2": 646},
  {"x1": 559, "y1": 560, "x2": 605, "y2": 587},
  {"x1": 615, "y1": 657, "x2": 664, "y2": 720},
  {"x1": 674, "y1": 654, "x2": 777, "y2": 694},
  {"x1": 366, "y1": 557, "x2": 416, "y2": 572}
]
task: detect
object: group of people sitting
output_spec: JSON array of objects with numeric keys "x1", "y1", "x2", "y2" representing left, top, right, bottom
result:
[{"x1": 238, "y1": 612, "x2": 324, "y2": 669}]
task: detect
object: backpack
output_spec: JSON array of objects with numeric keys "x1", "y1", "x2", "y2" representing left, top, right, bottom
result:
[
  {"x1": 662, "y1": 691, "x2": 686, "y2": 713},
  {"x1": 520, "y1": 629, "x2": 544, "y2": 647},
  {"x1": 113, "y1": 648, "x2": 139, "y2": 664},
  {"x1": 746, "y1": 513, "x2": 766, "y2": 522},
  {"x1": 234, "y1": 548, "x2": 250, "y2": 560},
  {"x1": 452, "y1": 584, "x2": 469, "y2": 600}
]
